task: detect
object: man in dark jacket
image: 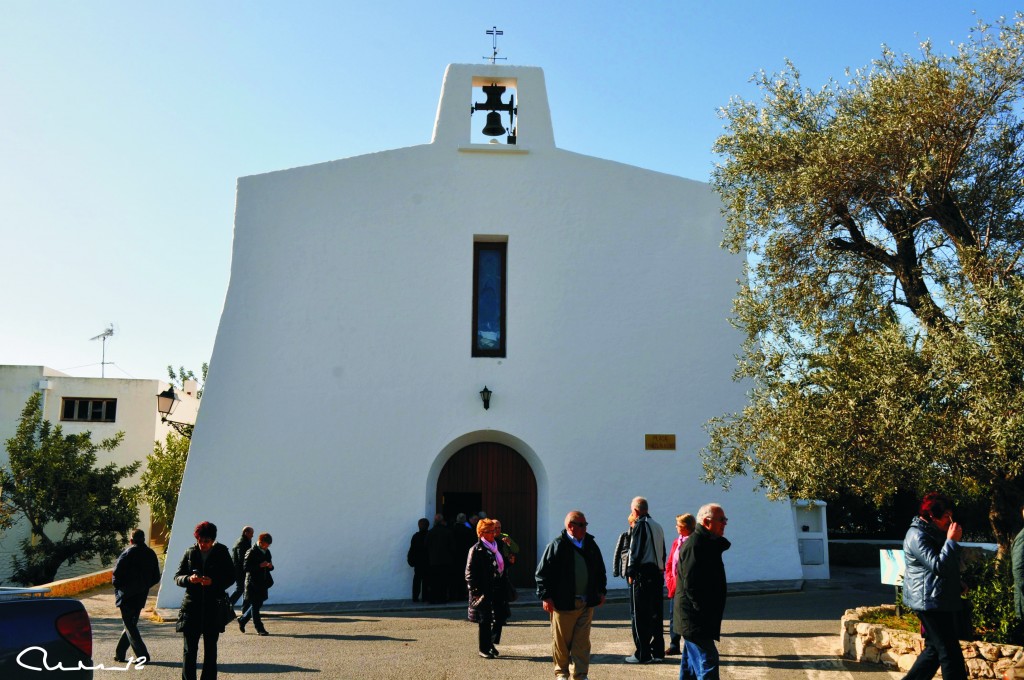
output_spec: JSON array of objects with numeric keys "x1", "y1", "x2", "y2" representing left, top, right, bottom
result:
[
  {"x1": 229, "y1": 526, "x2": 253, "y2": 605},
  {"x1": 536, "y1": 510, "x2": 606, "y2": 680},
  {"x1": 426, "y1": 514, "x2": 454, "y2": 603},
  {"x1": 112, "y1": 528, "x2": 162, "y2": 663},
  {"x1": 238, "y1": 532, "x2": 274, "y2": 636},
  {"x1": 407, "y1": 518, "x2": 430, "y2": 602},
  {"x1": 674, "y1": 503, "x2": 730, "y2": 680}
]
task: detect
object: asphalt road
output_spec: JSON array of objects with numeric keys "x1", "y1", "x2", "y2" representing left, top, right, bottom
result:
[{"x1": 71, "y1": 569, "x2": 902, "y2": 679}]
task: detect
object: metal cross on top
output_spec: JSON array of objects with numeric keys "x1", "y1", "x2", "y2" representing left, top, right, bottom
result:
[{"x1": 484, "y1": 26, "x2": 507, "y2": 64}]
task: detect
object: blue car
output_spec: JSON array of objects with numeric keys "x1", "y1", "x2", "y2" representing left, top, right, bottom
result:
[{"x1": 0, "y1": 587, "x2": 93, "y2": 678}]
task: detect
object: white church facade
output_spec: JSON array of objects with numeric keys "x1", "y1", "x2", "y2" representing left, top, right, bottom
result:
[{"x1": 157, "y1": 63, "x2": 804, "y2": 607}]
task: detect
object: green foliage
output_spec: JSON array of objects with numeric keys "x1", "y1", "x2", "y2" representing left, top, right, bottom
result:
[
  {"x1": 139, "y1": 432, "x2": 189, "y2": 546},
  {"x1": 167, "y1": 363, "x2": 208, "y2": 400},
  {"x1": 704, "y1": 14, "x2": 1024, "y2": 554},
  {"x1": 0, "y1": 393, "x2": 140, "y2": 585},
  {"x1": 962, "y1": 553, "x2": 1020, "y2": 643}
]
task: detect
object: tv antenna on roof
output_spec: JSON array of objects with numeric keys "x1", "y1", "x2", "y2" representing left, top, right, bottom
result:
[
  {"x1": 484, "y1": 26, "x2": 506, "y2": 64},
  {"x1": 90, "y1": 324, "x2": 115, "y2": 378}
]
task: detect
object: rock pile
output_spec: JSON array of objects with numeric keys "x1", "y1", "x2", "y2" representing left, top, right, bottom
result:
[{"x1": 841, "y1": 605, "x2": 1023, "y2": 678}]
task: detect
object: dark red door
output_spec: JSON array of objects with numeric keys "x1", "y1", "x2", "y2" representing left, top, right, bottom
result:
[{"x1": 436, "y1": 442, "x2": 537, "y2": 587}]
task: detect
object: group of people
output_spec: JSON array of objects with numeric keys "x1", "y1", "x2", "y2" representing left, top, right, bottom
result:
[
  {"x1": 111, "y1": 489, "x2": 1023, "y2": 680},
  {"x1": 405, "y1": 497, "x2": 731, "y2": 680},
  {"x1": 408, "y1": 511, "x2": 519, "y2": 605},
  {"x1": 110, "y1": 520, "x2": 274, "y2": 680},
  {"x1": 535, "y1": 498, "x2": 731, "y2": 680}
]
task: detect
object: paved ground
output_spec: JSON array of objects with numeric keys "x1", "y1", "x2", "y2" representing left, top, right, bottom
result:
[{"x1": 72, "y1": 567, "x2": 902, "y2": 679}]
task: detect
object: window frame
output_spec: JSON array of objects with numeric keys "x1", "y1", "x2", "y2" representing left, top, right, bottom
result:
[
  {"x1": 472, "y1": 240, "x2": 507, "y2": 358},
  {"x1": 60, "y1": 397, "x2": 117, "y2": 423}
]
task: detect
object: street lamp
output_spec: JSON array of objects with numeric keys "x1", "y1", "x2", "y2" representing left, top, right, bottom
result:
[
  {"x1": 156, "y1": 385, "x2": 193, "y2": 437},
  {"x1": 479, "y1": 385, "x2": 492, "y2": 410}
]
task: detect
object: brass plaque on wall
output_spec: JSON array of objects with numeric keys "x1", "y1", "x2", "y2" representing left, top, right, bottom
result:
[{"x1": 644, "y1": 434, "x2": 676, "y2": 450}]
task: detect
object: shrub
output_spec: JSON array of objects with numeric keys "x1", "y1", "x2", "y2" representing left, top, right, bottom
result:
[{"x1": 961, "y1": 554, "x2": 1019, "y2": 644}]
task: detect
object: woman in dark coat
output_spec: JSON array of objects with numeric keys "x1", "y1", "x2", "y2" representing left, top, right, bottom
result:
[
  {"x1": 465, "y1": 518, "x2": 512, "y2": 659},
  {"x1": 174, "y1": 521, "x2": 236, "y2": 680},
  {"x1": 238, "y1": 532, "x2": 274, "y2": 636}
]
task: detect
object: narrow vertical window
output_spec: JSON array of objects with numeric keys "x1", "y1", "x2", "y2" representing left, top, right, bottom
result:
[{"x1": 473, "y1": 241, "x2": 507, "y2": 357}]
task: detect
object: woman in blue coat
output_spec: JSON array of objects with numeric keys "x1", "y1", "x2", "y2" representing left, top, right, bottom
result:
[{"x1": 900, "y1": 492, "x2": 966, "y2": 680}]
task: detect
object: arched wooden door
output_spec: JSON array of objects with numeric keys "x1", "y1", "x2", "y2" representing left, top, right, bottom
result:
[{"x1": 436, "y1": 442, "x2": 537, "y2": 588}]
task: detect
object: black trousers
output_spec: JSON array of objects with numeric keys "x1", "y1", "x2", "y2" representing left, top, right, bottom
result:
[
  {"x1": 477, "y1": 596, "x2": 506, "y2": 653},
  {"x1": 427, "y1": 564, "x2": 450, "y2": 602},
  {"x1": 903, "y1": 609, "x2": 967, "y2": 680},
  {"x1": 629, "y1": 564, "x2": 665, "y2": 661},
  {"x1": 228, "y1": 578, "x2": 244, "y2": 605},
  {"x1": 115, "y1": 594, "x2": 149, "y2": 660},
  {"x1": 412, "y1": 566, "x2": 427, "y2": 601},
  {"x1": 182, "y1": 628, "x2": 219, "y2": 680},
  {"x1": 240, "y1": 598, "x2": 266, "y2": 633}
]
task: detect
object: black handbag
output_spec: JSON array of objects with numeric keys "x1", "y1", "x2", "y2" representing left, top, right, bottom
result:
[
  {"x1": 219, "y1": 596, "x2": 236, "y2": 625},
  {"x1": 504, "y1": 576, "x2": 518, "y2": 602}
]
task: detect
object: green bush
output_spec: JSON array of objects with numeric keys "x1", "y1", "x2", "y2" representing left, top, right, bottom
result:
[{"x1": 961, "y1": 554, "x2": 1019, "y2": 644}]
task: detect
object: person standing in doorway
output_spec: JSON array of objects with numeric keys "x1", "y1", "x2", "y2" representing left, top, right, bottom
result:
[
  {"x1": 407, "y1": 518, "x2": 430, "y2": 602},
  {"x1": 536, "y1": 510, "x2": 607, "y2": 680},
  {"x1": 452, "y1": 513, "x2": 477, "y2": 599},
  {"x1": 426, "y1": 514, "x2": 453, "y2": 603},
  {"x1": 625, "y1": 496, "x2": 666, "y2": 664},
  {"x1": 229, "y1": 526, "x2": 253, "y2": 606},
  {"x1": 112, "y1": 528, "x2": 161, "y2": 663},
  {"x1": 675, "y1": 503, "x2": 731, "y2": 680},
  {"x1": 900, "y1": 492, "x2": 967, "y2": 680}
]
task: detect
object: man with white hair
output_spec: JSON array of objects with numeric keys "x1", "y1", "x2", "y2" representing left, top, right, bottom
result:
[
  {"x1": 624, "y1": 496, "x2": 667, "y2": 664},
  {"x1": 674, "y1": 503, "x2": 731, "y2": 679}
]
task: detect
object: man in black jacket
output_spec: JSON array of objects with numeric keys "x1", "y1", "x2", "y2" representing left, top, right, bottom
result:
[
  {"x1": 536, "y1": 510, "x2": 606, "y2": 680},
  {"x1": 674, "y1": 503, "x2": 731, "y2": 680},
  {"x1": 112, "y1": 529, "x2": 161, "y2": 663},
  {"x1": 229, "y1": 526, "x2": 253, "y2": 606}
]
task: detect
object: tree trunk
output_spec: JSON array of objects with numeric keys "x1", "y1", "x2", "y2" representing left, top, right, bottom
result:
[{"x1": 988, "y1": 476, "x2": 1024, "y2": 562}]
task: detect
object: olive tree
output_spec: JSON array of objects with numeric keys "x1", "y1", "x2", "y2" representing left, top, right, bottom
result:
[{"x1": 704, "y1": 15, "x2": 1024, "y2": 556}]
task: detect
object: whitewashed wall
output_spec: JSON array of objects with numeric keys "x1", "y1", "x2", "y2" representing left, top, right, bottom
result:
[
  {"x1": 0, "y1": 365, "x2": 196, "y2": 583},
  {"x1": 157, "y1": 64, "x2": 802, "y2": 607}
]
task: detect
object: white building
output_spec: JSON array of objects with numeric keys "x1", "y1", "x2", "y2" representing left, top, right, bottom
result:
[
  {"x1": 157, "y1": 63, "x2": 804, "y2": 607},
  {"x1": 0, "y1": 365, "x2": 198, "y2": 584}
]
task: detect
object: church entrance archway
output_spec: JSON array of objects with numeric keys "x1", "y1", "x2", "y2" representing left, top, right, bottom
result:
[{"x1": 436, "y1": 442, "x2": 537, "y2": 588}]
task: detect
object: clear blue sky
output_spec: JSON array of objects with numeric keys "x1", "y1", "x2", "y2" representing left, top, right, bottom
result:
[{"x1": 1, "y1": 2, "x2": 1016, "y2": 381}]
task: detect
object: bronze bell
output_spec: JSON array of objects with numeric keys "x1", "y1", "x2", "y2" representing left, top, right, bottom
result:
[{"x1": 481, "y1": 111, "x2": 506, "y2": 137}]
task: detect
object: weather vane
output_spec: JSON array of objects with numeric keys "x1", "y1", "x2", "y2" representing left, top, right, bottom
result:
[{"x1": 484, "y1": 26, "x2": 506, "y2": 64}]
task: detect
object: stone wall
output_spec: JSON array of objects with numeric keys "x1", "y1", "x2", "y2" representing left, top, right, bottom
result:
[
  {"x1": 44, "y1": 568, "x2": 113, "y2": 598},
  {"x1": 841, "y1": 605, "x2": 1023, "y2": 678}
]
